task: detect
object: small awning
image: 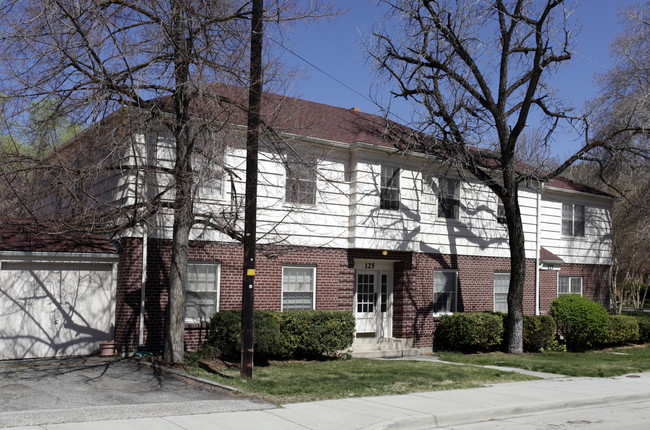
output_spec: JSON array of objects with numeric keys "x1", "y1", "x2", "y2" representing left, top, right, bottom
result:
[{"x1": 539, "y1": 247, "x2": 563, "y2": 270}]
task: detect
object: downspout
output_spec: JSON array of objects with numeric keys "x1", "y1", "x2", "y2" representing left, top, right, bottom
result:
[
  {"x1": 138, "y1": 132, "x2": 148, "y2": 347},
  {"x1": 138, "y1": 225, "x2": 148, "y2": 347},
  {"x1": 534, "y1": 185, "x2": 541, "y2": 315}
]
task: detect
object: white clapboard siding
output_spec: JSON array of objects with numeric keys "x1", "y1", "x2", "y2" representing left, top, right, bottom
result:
[
  {"x1": 539, "y1": 188, "x2": 612, "y2": 265},
  {"x1": 78, "y1": 124, "x2": 611, "y2": 265}
]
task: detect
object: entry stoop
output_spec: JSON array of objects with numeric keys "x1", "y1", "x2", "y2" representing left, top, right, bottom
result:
[{"x1": 350, "y1": 337, "x2": 421, "y2": 358}]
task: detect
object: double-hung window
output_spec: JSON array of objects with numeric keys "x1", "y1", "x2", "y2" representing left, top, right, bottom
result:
[
  {"x1": 434, "y1": 270, "x2": 457, "y2": 314},
  {"x1": 285, "y1": 152, "x2": 317, "y2": 205},
  {"x1": 497, "y1": 199, "x2": 507, "y2": 224},
  {"x1": 562, "y1": 203, "x2": 585, "y2": 237},
  {"x1": 494, "y1": 273, "x2": 510, "y2": 312},
  {"x1": 380, "y1": 165, "x2": 400, "y2": 210},
  {"x1": 282, "y1": 266, "x2": 316, "y2": 311},
  {"x1": 438, "y1": 178, "x2": 460, "y2": 219},
  {"x1": 193, "y1": 154, "x2": 224, "y2": 200},
  {"x1": 186, "y1": 262, "x2": 220, "y2": 321},
  {"x1": 558, "y1": 276, "x2": 582, "y2": 295}
]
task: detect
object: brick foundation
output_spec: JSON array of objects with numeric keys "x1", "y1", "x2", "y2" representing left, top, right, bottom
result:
[{"x1": 114, "y1": 239, "x2": 611, "y2": 354}]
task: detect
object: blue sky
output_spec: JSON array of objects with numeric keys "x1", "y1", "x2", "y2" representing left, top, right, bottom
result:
[{"x1": 272, "y1": 0, "x2": 638, "y2": 157}]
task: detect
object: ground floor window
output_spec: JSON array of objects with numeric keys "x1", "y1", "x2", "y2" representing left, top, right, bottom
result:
[
  {"x1": 282, "y1": 266, "x2": 316, "y2": 311},
  {"x1": 494, "y1": 273, "x2": 510, "y2": 312},
  {"x1": 558, "y1": 275, "x2": 582, "y2": 295},
  {"x1": 434, "y1": 270, "x2": 457, "y2": 314},
  {"x1": 186, "y1": 262, "x2": 220, "y2": 321}
]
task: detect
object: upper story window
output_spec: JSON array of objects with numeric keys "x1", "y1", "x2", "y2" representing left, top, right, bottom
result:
[
  {"x1": 438, "y1": 178, "x2": 460, "y2": 219},
  {"x1": 434, "y1": 270, "x2": 457, "y2": 314},
  {"x1": 186, "y1": 262, "x2": 220, "y2": 321},
  {"x1": 380, "y1": 165, "x2": 400, "y2": 210},
  {"x1": 193, "y1": 154, "x2": 224, "y2": 200},
  {"x1": 497, "y1": 199, "x2": 507, "y2": 224},
  {"x1": 562, "y1": 203, "x2": 585, "y2": 237},
  {"x1": 285, "y1": 152, "x2": 317, "y2": 205},
  {"x1": 558, "y1": 276, "x2": 582, "y2": 295}
]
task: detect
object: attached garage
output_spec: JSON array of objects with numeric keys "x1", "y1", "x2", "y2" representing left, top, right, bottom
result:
[{"x1": 1, "y1": 226, "x2": 118, "y2": 360}]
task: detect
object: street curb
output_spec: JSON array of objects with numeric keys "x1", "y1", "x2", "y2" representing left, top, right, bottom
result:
[
  {"x1": 137, "y1": 359, "x2": 245, "y2": 393},
  {"x1": 372, "y1": 392, "x2": 650, "y2": 429}
]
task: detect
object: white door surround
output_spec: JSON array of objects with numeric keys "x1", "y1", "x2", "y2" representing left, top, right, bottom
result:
[{"x1": 354, "y1": 259, "x2": 394, "y2": 338}]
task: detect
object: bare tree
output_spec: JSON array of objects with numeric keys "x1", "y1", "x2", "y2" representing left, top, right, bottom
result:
[
  {"x1": 0, "y1": 0, "x2": 335, "y2": 363},
  {"x1": 569, "y1": 3, "x2": 650, "y2": 312},
  {"x1": 369, "y1": 0, "x2": 649, "y2": 353}
]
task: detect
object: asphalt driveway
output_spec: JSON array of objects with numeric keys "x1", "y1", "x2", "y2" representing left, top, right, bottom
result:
[{"x1": 0, "y1": 357, "x2": 272, "y2": 428}]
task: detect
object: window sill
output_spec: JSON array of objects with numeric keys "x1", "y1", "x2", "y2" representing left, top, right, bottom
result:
[{"x1": 184, "y1": 320, "x2": 210, "y2": 328}]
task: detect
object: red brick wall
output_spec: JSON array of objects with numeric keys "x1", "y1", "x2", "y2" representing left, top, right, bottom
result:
[
  {"x1": 114, "y1": 237, "x2": 143, "y2": 354},
  {"x1": 113, "y1": 239, "x2": 611, "y2": 353}
]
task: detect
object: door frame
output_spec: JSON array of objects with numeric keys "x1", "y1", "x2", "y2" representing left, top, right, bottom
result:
[{"x1": 354, "y1": 259, "x2": 394, "y2": 338}]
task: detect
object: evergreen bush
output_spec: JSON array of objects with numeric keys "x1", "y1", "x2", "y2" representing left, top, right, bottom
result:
[
  {"x1": 436, "y1": 312, "x2": 504, "y2": 353},
  {"x1": 277, "y1": 310, "x2": 356, "y2": 358},
  {"x1": 522, "y1": 314, "x2": 556, "y2": 352},
  {"x1": 601, "y1": 314, "x2": 639, "y2": 345},
  {"x1": 549, "y1": 295, "x2": 609, "y2": 351},
  {"x1": 207, "y1": 309, "x2": 281, "y2": 363},
  {"x1": 206, "y1": 309, "x2": 355, "y2": 361}
]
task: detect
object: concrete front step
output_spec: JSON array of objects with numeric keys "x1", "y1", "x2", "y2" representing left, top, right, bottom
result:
[
  {"x1": 350, "y1": 337, "x2": 420, "y2": 358},
  {"x1": 351, "y1": 348, "x2": 422, "y2": 359}
]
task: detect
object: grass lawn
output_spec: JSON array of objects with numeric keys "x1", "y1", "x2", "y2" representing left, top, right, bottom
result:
[
  {"x1": 179, "y1": 356, "x2": 536, "y2": 404},
  {"x1": 438, "y1": 344, "x2": 650, "y2": 378}
]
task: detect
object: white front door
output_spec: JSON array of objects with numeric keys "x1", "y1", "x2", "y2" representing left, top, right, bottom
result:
[{"x1": 355, "y1": 264, "x2": 393, "y2": 337}]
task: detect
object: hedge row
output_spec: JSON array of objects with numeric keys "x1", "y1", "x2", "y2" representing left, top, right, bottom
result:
[
  {"x1": 206, "y1": 309, "x2": 355, "y2": 362},
  {"x1": 436, "y1": 312, "x2": 556, "y2": 353},
  {"x1": 436, "y1": 297, "x2": 648, "y2": 354}
]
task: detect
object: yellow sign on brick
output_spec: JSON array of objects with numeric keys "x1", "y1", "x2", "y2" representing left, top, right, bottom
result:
[{"x1": 247, "y1": 269, "x2": 256, "y2": 276}]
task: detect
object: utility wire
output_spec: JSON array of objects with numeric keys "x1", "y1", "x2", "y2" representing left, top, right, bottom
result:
[{"x1": 267, "y1": 34, "x2": 377, "y2": 107}]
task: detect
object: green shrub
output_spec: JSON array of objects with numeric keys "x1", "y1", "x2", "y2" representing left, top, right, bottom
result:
[
  {"x1": 436, "y1": 312, "x2": 504, "y2": 353},
  {"x1": 523, "y1": 314, "x2": 556, "y2": 352},
  {"x1": 638, "y1": 318, "x2": 650, "y2": 343},
  {"x1": 549, "y1": 295, "x2": 609, "y2": 351},
  {"x1": 277, "y1": 310, "x2": 355, "y2": 358},
  {"x1": 601, "y1": 314, "x2": 639, "y2": 345},
  {"x1": 206, "y1": 309, "x2": 355, "y2": 361},
  {"x1": 623, "y1": 312, "x2": 650, "y2": 343},
  {"x1": 207, "y1": 309, "x2": 281, "y2": 363}
]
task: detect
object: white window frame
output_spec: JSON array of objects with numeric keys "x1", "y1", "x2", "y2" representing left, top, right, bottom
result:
[
  {"x1": 285, "y1": 152, "x2": 317, "y2": 205},
  {"x1": 193, "y1": 149, "x2": 224, "y2": 201},
  {"x1": 558, "y1": 275, "x2": 582, "y2": 295},
  {"x1": 434, "y1": 270, "x2": 458, "y2": 314},
  {"x1": 438, "y1": 178, "x2": 460, "y2": 220},
  {"x1": 497, "y1": 199, "x2": 507, "y2": 224},
  {"x1": 282, "y1": 265, "x2": 317, "y2": 311},
  {"x1": 562, "y1": 203, "x2": 585, "y2": 237},
  {"x1": 185, "y1": 261, "x2": 221, "y2": 322},
  {"x1": 380, "y1": 165, "x2": 400, "y2": 210},
  {"x1": 494, "y1": 272, "x2": 510, "y2": 312}
]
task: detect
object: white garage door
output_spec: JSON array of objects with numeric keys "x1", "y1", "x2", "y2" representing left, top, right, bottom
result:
[{"x1": 0, "y1": 261, "x2": 116, "y2": 360}]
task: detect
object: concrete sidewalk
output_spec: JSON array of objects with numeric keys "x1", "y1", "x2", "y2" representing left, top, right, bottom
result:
[{"x1": 5, "y1": 371, "x2": 650, "y2": 430}]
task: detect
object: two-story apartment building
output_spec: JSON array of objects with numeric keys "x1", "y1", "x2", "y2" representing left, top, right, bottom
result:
[
  {"x1": 2, "y1": 86, "x2": 613, "y2": 357},
  {"x1": 102, "y1": 88, "x2": 612, "y2": 355}
]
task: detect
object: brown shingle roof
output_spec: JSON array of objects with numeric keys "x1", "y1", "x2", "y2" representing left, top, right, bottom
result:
[{"x1": 540, "y1": 246, "x2": 563, "y2": 263}]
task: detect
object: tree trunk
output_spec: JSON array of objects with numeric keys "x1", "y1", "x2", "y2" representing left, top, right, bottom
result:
[
  {"x1": 504, "y1": 181, "x2": 525, "y2": 354},
  {"x1": 164, "y1": 197, "x2": 191, "y2": 363},
  {"x1": 163, "y1": 0, "x2": 192, "y2": 364}
]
